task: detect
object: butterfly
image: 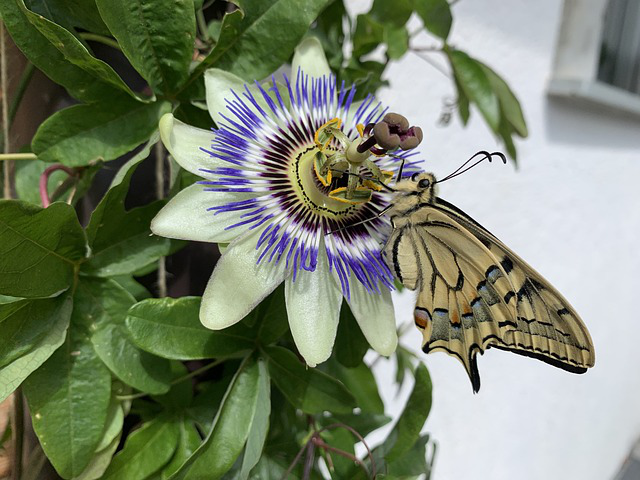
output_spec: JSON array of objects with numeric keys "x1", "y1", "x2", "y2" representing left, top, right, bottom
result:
[{"x1": 381, "y1": 151, "x2": 595, "y2": 392}]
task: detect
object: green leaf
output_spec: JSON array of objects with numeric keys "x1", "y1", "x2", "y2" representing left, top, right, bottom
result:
[
  {"x1": 0, "y1": 293, "x2": 72, "y2": 403},
  {"x1": 32, "y1": 99, "x2": 170, "y2": 166},
  {"x1": 152, "y1": 362, "x2": 193, "y2": 410},
  {"x1": 454, "y1": 77, "x2": 470, "y2": 125},
  {"x1": 394, "y1": 345, "x2": 417, "y2": 391},
  {"x1": 325, "y1": 361, "x2": 384, "y2": 414},
  {"x1": 310, "y1": 0, "x2": 347, "y2": 71},
  {"x1": 331, "y1": 411, "x2": 391, "y2": 437},
  {"x1": 247, "y1": 455, "x2": 290, "y2": 479},
  {"x1": 498, "y1": 118, "x2": 517, "y2": 161},
  {"x1": 254, "y1": 284, "x2": 288, "y2": 345},
  {"x1": 384, "y1": 25, "x2": 409, "y2": 60},
  {"x1": 0, "y1": 0, "x2": 131, "y2": 102},
  {"x1": 23, "y1": 328, "x2": 111, "y2": 478},
  {"x1": 25, "y1": 0, "x2": 110, "y2": 35},
  {"x1": 102, "y1": 417, "x2": 180, "y2": 480},
  {"x1": 352, "y1": 14, "x2": 384, "y2": 58},
  {"x1": 78, "y1": 277, "x2": 173, "y2": 394},
  {"x1": 265, "y1": 346, "x2": 356, "y2": 414},
  {"x1": 387, "y1": 434, "x2": 432, "y2": 477},
  {"x1": 207, "y1": 20, "x2": 222, "y2": 43},
  {"x1": 479, "y1": 62, "x2": 528, "y2": 137},
  {"x1": 0, "y1": 298, "x2": 66, "y2": 368},
  {"x1": 0, "y1": 201, "x2": 85, "y2": 298},
  {"x1": 186, "y1": 364, "x2": 237, "y2": 431},
  {"x1": 369, "y1": 0, "x2": 413, "y2": 27},
  {"x1": 125, "y1": 297, "x2": 255, "y2": 360},
  {"x1": 414, "y1": 0, "x2": 453, "y2": 40},
  {"x1": 108, "y1": 132, "x2": 159, "y2": 188},
  {"x1": 95, "y1": 398, "x2": 124, "y2": 452},
  {"x1": 384, "y1": 364, "x2": 432, "y2": 462},
  {"x1": 170, "y1": 356, "x2": 261, "y2": 480},
  {"x1": 187, "y1": 0, "x2": 333, "y2": 84},
  {"x1": 239, "y1": 359, "x2": 270, "y2": 479},
  {"x1": 92, "y1": 318, "x2": 173, "y2": 396},
  {"x1": 95, "y1": 0, "x2": 195, "y2": 94},
  {"x1": 83, "y1": 152, "x2": 173, "y2": 277},
  {"x1": 75, "y1": 434, "x2": 121, "y2": 480},
  {"x1": 334, "y1": 301, "x2": 369, "y2": 368},
  {"x1": 447, "y1": 49, "x2": 500, "y2": 133},
  {"x1": 161, "y1": 420, "x2": 201, "y2": 479},
  {"x1": 112, "y1": 275, "x2": 151, "y2": 301},
  {"x1": 339, "y1": 58, "x2": 388, "y2": 100},
  {"x1": 173, "y1": 102, "x2": 215, "y2": 131}
]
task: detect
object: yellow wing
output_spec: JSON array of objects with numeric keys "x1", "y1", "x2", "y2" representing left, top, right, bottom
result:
[{"x1": 385, "y1": 197, "x2": 595, "y2": 392}]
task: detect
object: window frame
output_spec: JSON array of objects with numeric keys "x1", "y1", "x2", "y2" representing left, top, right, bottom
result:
[{"x1": 548, "y1": 0, "x2": 640, "y2": 117}]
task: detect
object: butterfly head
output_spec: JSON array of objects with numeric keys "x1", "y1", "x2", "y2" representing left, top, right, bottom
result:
[{"x1": 395, "y1": 172, "x2": 438, "y2": 203}]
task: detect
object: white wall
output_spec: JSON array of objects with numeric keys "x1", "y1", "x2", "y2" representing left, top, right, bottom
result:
[{"x1": 350, "y1": 1, "x2": 640, "y2": 479}]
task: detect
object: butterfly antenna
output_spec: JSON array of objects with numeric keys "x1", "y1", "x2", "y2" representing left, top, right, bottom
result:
[{"x1": 437, "y1": 151, "x2": 507, "y2": 183}]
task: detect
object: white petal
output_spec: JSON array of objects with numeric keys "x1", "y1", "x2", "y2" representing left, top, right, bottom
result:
[
  {"x1": 200, "y1": 228, "x2": 291, "y2": 330},
  {"x1": 292, "y1": 37, "x2": 330, "y2": 79},
  {"x1": 159, "y1": 113, "x2": 218, "y2": 177},
  {"x1": 346, "y1": 280, "x2": 398, "y2": 356},
  {"x1": 285, "y1": 248, "x2": 342, "y2": 367},
  {"x1": 150, "y1": 183, "x2": 260, "y2": 243},
  {"x1": 205, "y1": 69, "x2": 277, "y2": 128}
]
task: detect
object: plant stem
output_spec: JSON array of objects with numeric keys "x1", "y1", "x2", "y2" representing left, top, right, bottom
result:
[
  {"x1": 155, "y1": 141, "x2": 167, "y2": 297},
  {"x1": 411, "y1": 49, "x2": 451, "y2": 78},
  {"x1": 78, "y1": 32, "x2": 121, "y2": 50},
  {"x1": 1, "y1": 21, "x2": 12, "y2": 199},
  {"x1": 0, "y1": 153, "x2": 37, "y2": 161},
  {"x1": 39, "y1": 164, "x2": 76, "y2": 207},
  {"x1": 301, "y1": 441, "x2": 315, "y2": 480},
  {"x1": 10, "y1": 389, "x2": 24, "y2": 480},
  {"x1": 7, "y1": 61, "x2": 34, "y2": 127},
  {"x1": 115, "y1": 359, "x2": 225, "y2": 401},
  {"x1": 196, "y1": 9, "x2": 210, "y2": 42}
]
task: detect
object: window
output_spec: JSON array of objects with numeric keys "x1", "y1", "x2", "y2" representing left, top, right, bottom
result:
[
  {"x1": 548, "y1": 0, "x2": 640, "y2": 116},
  {"x1": 598, "y1": 0, "x2": 640, "y2": 94}
]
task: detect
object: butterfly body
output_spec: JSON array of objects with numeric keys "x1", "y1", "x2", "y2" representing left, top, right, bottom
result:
[{"x1": 384, "y1": 172, "x2": 595, "y2": 392}]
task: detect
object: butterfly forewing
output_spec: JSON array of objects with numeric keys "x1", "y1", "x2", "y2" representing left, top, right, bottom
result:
[{"x1": 384, "y1": 177, "x2": 595, "y2": 392}]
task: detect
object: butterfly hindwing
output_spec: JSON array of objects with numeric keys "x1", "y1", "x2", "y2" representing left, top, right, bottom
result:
[
  {"x1": 385, "y1": 190, "x2": 595, "y2": 392},
  {"x1": 434, "y1": 198, "x2": 594, "y2": 373}
]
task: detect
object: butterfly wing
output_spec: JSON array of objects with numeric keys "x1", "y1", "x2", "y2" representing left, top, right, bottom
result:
[{"x1": 385, "y1": 197, "x2": 595, "y2": 392}]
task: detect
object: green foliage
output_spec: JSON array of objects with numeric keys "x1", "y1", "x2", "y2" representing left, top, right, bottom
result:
[
  {"x1": 446, "y1": 48, "x2": 528, "y2": 160},
  {"x1": 0, "y1": 201, "x2": 85, "y2": 297},
  {"x1": 125, "y1": 297, "x2": 255, "y2": 360},
  {"x1": 23, "y1": 328, "x2": 111, "y2": 478},
  {"x1": 95, "y1": 0, "x2": 196, "y2": 96},
  {"x1": 32, "y1": 99, "x2": 170, "y2": 166},
  {"x1": 0, "y1": 0, "x2": 529, "y2": 476}
]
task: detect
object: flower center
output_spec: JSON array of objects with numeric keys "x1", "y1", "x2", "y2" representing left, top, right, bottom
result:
[{"x1": 289, "y1": 146, "x2": 360, "y2": 219}]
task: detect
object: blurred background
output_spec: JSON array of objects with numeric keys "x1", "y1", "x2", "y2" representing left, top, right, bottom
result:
[{"x1": 357, "y1": 0, "x2": 640, "y2": 479}]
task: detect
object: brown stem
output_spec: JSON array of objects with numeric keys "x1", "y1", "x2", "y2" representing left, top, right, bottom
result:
[
  {"x1": 39, "y1": 164, "x2": 76, "y2": 207},
  {"x1": 318, "y1": 423, "x2": 377, "y2": 478},
  {"x1": 10, "y1": 389, "x2": 24, "y2": 480},
  {"x1": 1, "y1": 21, "x2": 12, "y2": 199},
  {"x1": 301, "y1": 441, "x2": 315, "y2": 480},
  {"x1": 312, "y1": 436, "x2": 371, "y2": 477},
  {"x1": 281, "y1": 439, "x2": 309, "y2": 480}
]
